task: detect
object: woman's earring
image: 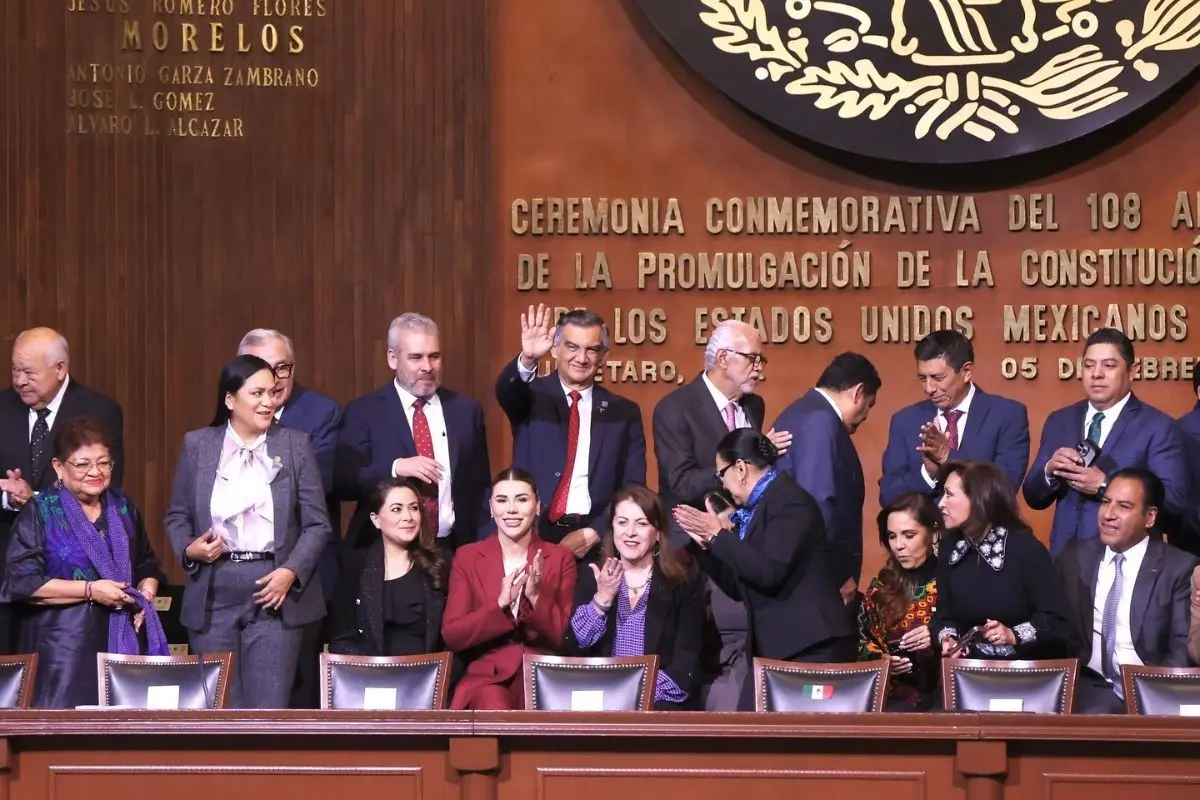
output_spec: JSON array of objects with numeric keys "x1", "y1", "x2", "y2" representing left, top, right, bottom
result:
[{"x1": 652, "y1": 541, "x2": 661, "y2": 558}]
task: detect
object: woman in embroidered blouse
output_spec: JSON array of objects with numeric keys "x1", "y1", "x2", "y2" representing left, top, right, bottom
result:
[
  {"x1": 858, "y1": 492, "x2": 941, "y2": 711},
  {"x1": 442, "y1": 468, "x2": 577, "y2": 710},
  {"x1": 330, "y1": 477, "x2": 448, "y2": 657},
  {"x1": 565, "y1": 484, "x2": 705, "y2": 710},
  {"x1": 932, "y1": 461, "x2": 1077, "y2": 660},
  {"x1": 165, "y1": 355, "x2": 331, "y2": 708},
  {"x1": 3, "y1": 417, "x2": 166, "y2": 708},
  {"x1": 673, "y1": 429, "x2": 856, "y2": 710}
]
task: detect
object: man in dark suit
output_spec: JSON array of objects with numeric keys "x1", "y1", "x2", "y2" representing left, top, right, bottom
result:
[
  {"x1": 495, "y1": 305, "x2": 646, "y2": 560},
  {"x1": 1175, "y1": 374, "x2": 1200, "y2": 557},
  {"x1": 238, "y1": 328, "x2": 343, "y2": 708},
  {"x1": 880, "y1": 330, "x2": 1029, "y2": 505},
  {"x1": 1056, "y1": 468, "x2": 1198, "y2": 713},
  {"x1": 336, "y1": 313, "x2": 491, "y2": 553},
  {"x1": 772, "y1": 352, "x2": 881, "y2": 602},
  {"x1": 652, "y1": 319, "x2": 790, "y2": 711},
  {"x1": 1023, "y1": 329, "x2": 1190, "y2": 558},
  {"x1": 0, "y1": 327, "x2": 124, "y2": 652}
]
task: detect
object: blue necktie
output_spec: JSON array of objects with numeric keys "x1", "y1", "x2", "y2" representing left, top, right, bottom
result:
[
  {"x1": 1101, "y1": 552, "x2": 1125, "y2": 695},
  {"x1": 1086, "y1": 411, "x2": 1105, "y2": 446}
]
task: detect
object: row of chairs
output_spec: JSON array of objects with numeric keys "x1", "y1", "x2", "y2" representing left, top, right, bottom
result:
[{"x1": 0, "y1": 652, "x2": 1197, "y2": 713}]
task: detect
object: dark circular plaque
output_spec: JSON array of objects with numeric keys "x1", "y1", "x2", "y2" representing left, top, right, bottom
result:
[{"x1": 636, "y1": 0, "x2": 1200, "y2": 163}]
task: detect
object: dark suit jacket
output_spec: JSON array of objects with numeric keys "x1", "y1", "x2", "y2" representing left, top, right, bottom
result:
[
  {"x1": 699, "y1": 476, "x2": 854, "y2": 661},
  {"x1": 495, "y1": 357, "x2": 646, "y2": 535},
  {"x1": 277, "y1": 383, "x2": 343, "y2": 595},
  {"x1": 335, "y1": 384, "x2": 491, "y2": 550},
  {"x1": 771, "y1": 389, "x2": 864, "y2": 584},
  {"x1": 564, "y1": 561, "x2": 705, "y2": 702},
  {"x1": 0, "y1": 380, "x2": 124, "y2": 574},
  {"x1": 1175, "y1": 404, "x2": 1200, "y2": 556},
  {"x1": 278, "y1": 383, "x2": 342, "y2": 495},
  {"x1": 328, "y1": 537, "x2": 446, "y2": 656},
  {"x1": 163, "y1": 425, "x2": 332, "y2": 630},
  {"x1": 1022, "y1": 395, "x2": 1191, "y2": 557},
  {"x1": 652, "y1": 374, "x2": 764, "y2": 547},
  {"x1": 441, "y1": 534, "x2": 577, "y2": 709},
  {"x1": 1056, "y1": 536, "x2": 1198, "y2": 668},
  {"x1": 880, "y1": 386, "x2": 1030, "y2": 505}
]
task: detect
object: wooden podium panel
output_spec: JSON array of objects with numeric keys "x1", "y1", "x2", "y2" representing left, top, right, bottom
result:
[{"x1": 0, "y1": 711, "x2": 1198, "y2": 800}]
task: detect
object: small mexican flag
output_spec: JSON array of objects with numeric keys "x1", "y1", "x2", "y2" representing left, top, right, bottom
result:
[{"x1": 803, "y1": 684, "x2": 834, "y2": 700}]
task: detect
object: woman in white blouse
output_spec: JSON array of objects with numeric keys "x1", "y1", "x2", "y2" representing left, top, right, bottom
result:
[{"x1": 165, "y1": 355, "x2": 331, "y2": 708}]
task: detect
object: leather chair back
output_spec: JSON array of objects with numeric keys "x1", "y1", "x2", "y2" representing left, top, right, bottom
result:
[
  {"x1": 97, "y1": 652, "x2": 233, "y2": 709},
  {"x1": 0, "y1": 654, "x2": 37, "y2": 709},
  {"x1": 943, "y1": 658, "x2": 1077, "y2": 714},
  {"x1": 1121, "y1": 665, "x2": 1200, "y2": 716},
  {"x1": 319, "y1": 652, "x2": 453, "y2": 710},
  {"x1": 753, "y1": 658, "x2": 889, "y2": 713},
  {"x1": 523, "y1": 655, "x2": 657, "y2": 711}
]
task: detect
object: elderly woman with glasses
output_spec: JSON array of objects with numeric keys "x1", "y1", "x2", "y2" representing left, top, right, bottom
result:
[{"x1": 2, "y1": 417, "x2": 167, "y2": 708}]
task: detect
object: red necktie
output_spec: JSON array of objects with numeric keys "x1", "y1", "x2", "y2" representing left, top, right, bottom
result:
[
  {"x1": 411, "y1": 397, "x2": 440, "y2": 539},
  {"x1": 548, "y1": 390, "x2": 581, "y2": 522},
  {"x1": 943, "y1": 409, "x2": 964, "y2": 451}
]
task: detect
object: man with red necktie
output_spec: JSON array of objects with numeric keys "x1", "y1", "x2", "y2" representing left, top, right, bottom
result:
[
  {"x1": 880, "y1": 330, "x2": 1030, "y2": 506},
  {"x1": 336, "y1": 313, "x2": 492, "y2": 555},
  {"x1": 495, "y1": 305, "x2": 646, "y2": 562}
]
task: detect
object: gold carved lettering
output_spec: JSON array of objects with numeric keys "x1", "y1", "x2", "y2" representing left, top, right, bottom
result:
[
  {"x1": 510, "y1": 198, "x2": 684, "y2": 236},
  {"x1": 694, "y1": 307, "x2": 834, "y2": 345},
  {"x1": 1008, "y1": 194, "x2": 1058, "y2": 231},
  {"x1": 860, "y1": 306, "x2": 975, "y2": 343},
  {"x1": 704, "y1": 195, "x2": 980, "y2": 234},
  {"x1": 574, "y1": 252, "x2": 612, "y2": 289},
  {"x1": 896, "y1": 251, "x2": 930, "y2": 288},
  {"x1": 516, "y1": 254, "x2": 550, "y2": 291},
  {"x1": 636, "y1": 248, "x2": 870, "y2": 290},
  {"x1": 1003, "y1": 304, "x2": 1188, "y2": 343},
  {"x1": 612, "y1": 309, "x2": 667, "y2": 345}
]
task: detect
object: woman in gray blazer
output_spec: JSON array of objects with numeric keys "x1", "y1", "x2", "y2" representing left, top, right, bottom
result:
[{"x1": 165, "y1": 355, "x2": 331, "y2": 708}]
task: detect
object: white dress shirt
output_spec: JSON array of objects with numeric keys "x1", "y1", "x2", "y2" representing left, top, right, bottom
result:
[
  {"x1": 1084, "y1": 391, "x2": 1132, "y2": 448},
  {"x1": 921, "y1": 382, "x2": 976, "y2": 487},
  {"x1": 814, "y1": 387, "x2": 845, "y2": 422},
  {"x1": 1088, "y1": 536, "x2": 1149, "y2": 681},
  {"x1": 2, "y1": 376, "x2": 71, "y2": 511},
  {"x1": 392, "y1": 381, "x2": 455, "y2": 538},
  {"x1": 703, "y1": 372, "x2": 749, "y2": 429},
  {"x1": 518, "y1": 360, "x2": 593, "y2": 514},
  {"x1": 210, "y1": 425, "x2": 276, "y2": 553}
]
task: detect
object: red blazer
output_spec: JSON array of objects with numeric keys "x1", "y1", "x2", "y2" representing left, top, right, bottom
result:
[{"x1": 442, "y1": 533, "x2": 577, "y2": 709}]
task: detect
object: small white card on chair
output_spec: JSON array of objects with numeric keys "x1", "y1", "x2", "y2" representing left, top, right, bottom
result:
[
  {"x1": 570, "y1": 690, "x2": 605, "y2": 711},
  {"x1": 988, "y1": 698, "x2": 1023, "y2": 712},
  {"x1": 363, "y1": 687, "x2": 398, "y2": 710},
  {"x1": 146, "y1": 685, "x2": 180, "y2": 709},
  {"x1": 1179, "y1": 704, "x2": 1200, "y2": 716}
]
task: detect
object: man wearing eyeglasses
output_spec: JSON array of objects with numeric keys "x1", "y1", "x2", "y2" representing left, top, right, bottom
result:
[
  {"x1": 496, "y1": 305, "x2": 646, "y2": 561},
  {"x1": 652, "y1": 319, "x2": 790, "y2": 711},
  {"x1": 237, "y1": 328, "x2": 342, "y2": 708},
  {"x1": 0, "y1": 327, "x2": 124, "y2": 652}
]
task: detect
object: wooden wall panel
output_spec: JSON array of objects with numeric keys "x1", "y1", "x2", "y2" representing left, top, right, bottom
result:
[
  {"x1": 492, "y1": 0, "x2": 1200, "y2": 580},
  {"x1": 1, "y1": 0, "x2": 491, "y2": 576}
]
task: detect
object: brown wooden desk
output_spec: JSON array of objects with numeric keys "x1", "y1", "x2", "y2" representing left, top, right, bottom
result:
[{"x1": 0, "y1": 712, "x2": 1196, "y2": 800}]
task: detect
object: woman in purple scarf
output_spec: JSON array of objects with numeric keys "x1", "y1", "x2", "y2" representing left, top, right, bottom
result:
[{"x1": 3, "y1": 417, "x2": 167, "y2": 708}]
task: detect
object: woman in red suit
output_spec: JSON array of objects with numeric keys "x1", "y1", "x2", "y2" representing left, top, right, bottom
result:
[{"x1": 442, "y1": 467, "x2": 577, "y2": 709}]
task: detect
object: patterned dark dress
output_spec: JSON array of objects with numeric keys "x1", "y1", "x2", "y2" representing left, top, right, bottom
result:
[
  {"x1": 857, "y1": 558, "x2": 939, "y2": 711},
  {"x1": 3, "y1": 488, "x2": 164, "y2": 708}
]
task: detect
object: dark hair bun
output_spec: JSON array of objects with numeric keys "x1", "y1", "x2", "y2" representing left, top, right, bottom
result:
[{"x1": 755, "y1": 434, "x2": 779, "y2": 465}]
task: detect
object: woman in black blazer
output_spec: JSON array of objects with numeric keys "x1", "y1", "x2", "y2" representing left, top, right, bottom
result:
[
  {"x1": 673, "y1": 429, "x2": 856, "y2": 710},
  {"x1": 565, "y1": 485, "x2": 705, "y2": 710},
  {"x1": 330, "y1": 477, "x2": 448, "y2": 656}
]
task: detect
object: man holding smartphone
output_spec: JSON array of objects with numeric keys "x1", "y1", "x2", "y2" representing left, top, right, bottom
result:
[{"x1": 1022, "y1": 328, "x2": 1190, "y2": 557}]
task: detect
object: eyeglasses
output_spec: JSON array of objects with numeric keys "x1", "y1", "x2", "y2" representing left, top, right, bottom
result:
[
  {"x1": 65, "y1": 459, "x2": 115, "y2": 474},
  {"x1": 725, "y1": 349, "x2": 767, "y2": 367},
  {"x1": 272, "y1": 362, "x2": 294, "y2": 379},
  {"x1": 714, "y1": 462, "x2": 736, "y2": 481}
]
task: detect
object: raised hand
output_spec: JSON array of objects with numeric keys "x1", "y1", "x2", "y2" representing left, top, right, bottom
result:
[
  {"x1": 520, "y1": 303, "x2": 556, "y2": 367},
  {"x1": 498, "y1": 563, "x2": 529, "y2": 609},
  {"x1": 589, "y1": 557, "x2": 624, "y2": 607},
  {"x1": 524, "y1": 548, "x2": 544, "y2": 603}
]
